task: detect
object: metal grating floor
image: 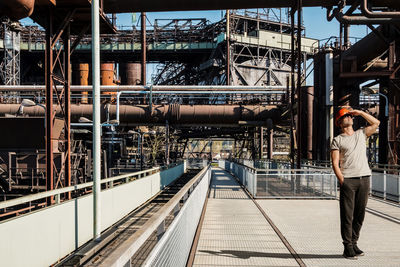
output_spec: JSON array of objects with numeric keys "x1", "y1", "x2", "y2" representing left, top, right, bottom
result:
[
  {"x1": 256, "y1": 199, "x2": 400, "y2": 267},
  {"x1": 193, "y1": 168, "x2": 400, "y2": 267},
  {"x1": 193, "y1": 169, "x2": 299, "y2": 267}
]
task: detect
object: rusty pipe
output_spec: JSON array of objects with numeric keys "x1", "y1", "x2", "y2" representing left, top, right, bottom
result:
[
  {"x1": 0, "y1": 104, "x2": 282, "y2": 126},
  {"x1": 331, "y1": 7, "x2": 399, "y2": 24},
  {"x1": 0, "y1": 0, "x2": 34, "y2": 20},
  {"x1": 361, "y1": 0, "x2": 400, "y2": 18}
]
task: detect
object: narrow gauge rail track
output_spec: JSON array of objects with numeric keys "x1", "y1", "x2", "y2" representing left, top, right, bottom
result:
[{"x1": 58, "y1": 169, "x2": 200, "y2": 267}]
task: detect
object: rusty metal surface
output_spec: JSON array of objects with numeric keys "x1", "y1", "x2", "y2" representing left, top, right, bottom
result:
[
  {"x1": 0, "y1": 0, "x2": 35, "y2": 20},
  {"x1": 0, "y1": 104, "x2": 281, "y2": 126}
]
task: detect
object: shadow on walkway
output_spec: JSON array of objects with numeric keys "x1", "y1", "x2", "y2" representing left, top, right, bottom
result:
[{"x1": 199, "y1": 249, "x2": 343, "y2": 259}]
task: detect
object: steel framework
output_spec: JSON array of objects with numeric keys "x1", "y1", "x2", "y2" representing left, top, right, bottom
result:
[{"x1": 0, "y1": 19, "x2": 20, "y2": 85}]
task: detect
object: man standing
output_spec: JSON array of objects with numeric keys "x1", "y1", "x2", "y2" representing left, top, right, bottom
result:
[{"x1": 331, "y1": 108, "x2": 380, "y2": 259}]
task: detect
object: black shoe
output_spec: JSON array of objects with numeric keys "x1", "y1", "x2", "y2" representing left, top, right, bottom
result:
[
  {"x1": 343, "y1": 245, "x2": 358, "y2": 260},
  {"x1": 353, "y1": 244, "x2": 365, "y2": 256}
]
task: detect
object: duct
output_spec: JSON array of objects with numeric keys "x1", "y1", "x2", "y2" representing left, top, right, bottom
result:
[
  {"x1": 0, "y1": 0, "x2": 34, "y2": 20},
  {"x1": 0, "y1": 104, "x2": 282, "y2": 126},
  {"x1": 361, "y1": 0, "x2": 400, "y2": 18}
]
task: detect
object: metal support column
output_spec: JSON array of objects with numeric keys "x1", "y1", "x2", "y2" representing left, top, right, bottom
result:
[
  {"x1": 141, "y1": 12, "x2": 147, "y2": 85},
  {"x1": 226, "y1": 10, "x2": 230, "y2": 85},
  {"x1": 63, "y1": 25, "x2": 71, "y2": 200},
  {"x1": 45, "y1": 10, "x2": 54, "y2": 204},
  {"x1": 260, "y1": 127, "x2": 264, "y2": 159},
  {"x1": 92, "y1": 0, "x2": 101, "y2": 241},
  {"x1": 290, "y1": 7, "x2": 296, "y2": 168},
  {"x1": 296, "y1": 0, "x2": 303, "y2": 169},
  {"x1": 45, "y1": 9, "x2": 75, "y2": 204},
  {"x1": 165, "y1": 121, "x2": 170, "y2": 165}
]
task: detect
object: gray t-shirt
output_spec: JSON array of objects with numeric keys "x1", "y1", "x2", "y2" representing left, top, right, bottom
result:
[{"x1": 331, "y1": 128, "x2": 371, "y2": 178}]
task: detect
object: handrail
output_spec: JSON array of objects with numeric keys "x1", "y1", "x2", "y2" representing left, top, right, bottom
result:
[
  {"x1": 0, "y1": 166, "x2": 162, "y2": 210},
  {"x1": 99, "y1": 164, "x2": 211, "y2": 267}
]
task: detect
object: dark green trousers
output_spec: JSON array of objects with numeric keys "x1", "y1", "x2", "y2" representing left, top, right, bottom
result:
[{"x1": 339, "y1": 177, "x2": 370, "y2": 245}]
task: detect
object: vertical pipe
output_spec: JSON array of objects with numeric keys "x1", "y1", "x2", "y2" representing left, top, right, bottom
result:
[
  {"x1": 339, "y1": 23, "x2": 343, "y2": 50},
  {"x1": 141, "y1": 12, "x2": 147, "y2": 85},
  {"x1": 344, "y1": 24, "x2": 349, "y2": 49},
  {"x1": 92, "y1": 0, "x2": 101, "y2": 241},
  {"x1": 260, "y1": 127, "x2": 263, "y2": 159},
  {"x1": 233, "y1": 139, "x2": 236, "y2": 159},
  {"x1": 290, "y1": 8, "x2": 295, "y2": 168},
  {"x1": 166, "y1": 121, "x2": 170, "y2": 165},
  {"x1": 65, "y1": 25, "x2": 71, "y2": 199},
  {"x1": 296, "y1": 0, "x2": 302, "y2": 169},
  {"x1": 210, "y1": 140, "x2": 213, "y2": 161},
  {"x1": 379, "y1": 82, "x2": 388, "y2": 164},
  {"x1": 325, "y1": 49, "x2": 334, "y2": 160},
  {"x1": 306, "y1": 86, "x2": 314, "y2": 160},
  {"x1": 268, "y1": 129, "x2": 274, "y2": 160},
  {"x1": 45, "y1": 9, "x2": 54, "y2": 205},
  {"x1": 140, "y1": 133, "x2": 143, "y2": 171},
  {"x1": 226, "y1": 10, "x2": 230, "y2": 85}
]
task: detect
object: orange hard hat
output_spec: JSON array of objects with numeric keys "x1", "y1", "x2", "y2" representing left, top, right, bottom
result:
[{"x1": 335, "y1": 108, "x2": 351, "y2": 126}]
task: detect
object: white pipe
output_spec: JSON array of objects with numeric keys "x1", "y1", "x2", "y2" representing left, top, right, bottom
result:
[
  {"x1": 0, "y1": 85, "x2": 287, "y2": 91},
  {"x1": 92, "y1": 0, "x2": 101, "y2": 241}
]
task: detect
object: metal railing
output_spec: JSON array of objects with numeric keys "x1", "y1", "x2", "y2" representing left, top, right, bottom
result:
[
  {"x1": 0, "y1": 161, "x2": 183, "y2": 214},
  {"x1": 0, "y1": 163, "x2": 186, "y2": 267},
  {"x1": 227, "y1": 159, "x2": 400, "y2": 202},
  {"x1": 371, "y1": 171, "x2": 400, "y2": 202},
  {"x1": 100, "y1": 165, "x2": 211, "y2": 267},
  {"x1": 143, "y1": 165, "x2": 212, "y2": 267},
  {"x1": 220, "y1": 160, "x2": 337, "y2": 199}
]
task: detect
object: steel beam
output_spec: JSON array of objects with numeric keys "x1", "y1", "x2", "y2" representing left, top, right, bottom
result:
[
  {"x1": 141, "y1": 12, "x2": 147, "y2": 85},
  {"x1": 45, "y1": 9, "x2": 54, "y2": 205}
]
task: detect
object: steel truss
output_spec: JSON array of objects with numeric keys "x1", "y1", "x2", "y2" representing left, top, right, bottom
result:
[
  {"x1": 0, "y1": 18, "x2": 20, "y2": 85},
  {"x1": 45, "y1": 8, "x2": 74, "y2": 203}
]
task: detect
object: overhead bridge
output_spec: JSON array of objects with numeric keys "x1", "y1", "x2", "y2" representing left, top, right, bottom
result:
[{"x1": 0, "y1": 160, "x2": 399, "y2": 267}]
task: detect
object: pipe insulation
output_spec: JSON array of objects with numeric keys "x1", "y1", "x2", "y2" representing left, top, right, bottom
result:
[{"x1": 0, "y1": 104, "x2": 282, "y2": 126}]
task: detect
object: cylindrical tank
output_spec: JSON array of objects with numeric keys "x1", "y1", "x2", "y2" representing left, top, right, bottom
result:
[
  {"x1": 73, "y1": 63, "x2": 90, "y2": 85},
  {"x1": 73, "y1": 63, "x2": 90, "y2": 104},
  {"x1": 101, "y1": 63, "x2": 115, "y2": 85},
  {"x1": 119, "y1": 63, "x2": 141, "y2": 85},
  {"x1": 101, "y1": 63, "x2": 116, "y2": 101}
]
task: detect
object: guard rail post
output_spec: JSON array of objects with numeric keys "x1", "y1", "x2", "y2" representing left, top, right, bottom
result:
[{"x1": 384, "y1": 170, "x2": 387, "y2": 200}]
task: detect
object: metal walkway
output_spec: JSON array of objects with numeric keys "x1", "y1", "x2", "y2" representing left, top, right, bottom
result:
[{"x1": 192, "y1": 168, "x2": 400, "y2": 267}]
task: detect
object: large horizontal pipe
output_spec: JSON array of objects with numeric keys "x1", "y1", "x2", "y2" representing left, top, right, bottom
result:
[
  {"x1": 333, "y1": 9, "x2": 399, "y2": 24},
  {"x1": 0, "y1": 104, "x2": 282, "y2": 126},
  {"x1": 0, "y1": 85, "x2": 285, "y2": 92},
  {"x1": 361, "y1": 0, "x2": 400, "y2": 18},
  {"x1": 0, "y1": 0, "x2": 34, "y2": 20},
  {"x1": 102, "y1": 0, "x2": 400, "y2": 14}
]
